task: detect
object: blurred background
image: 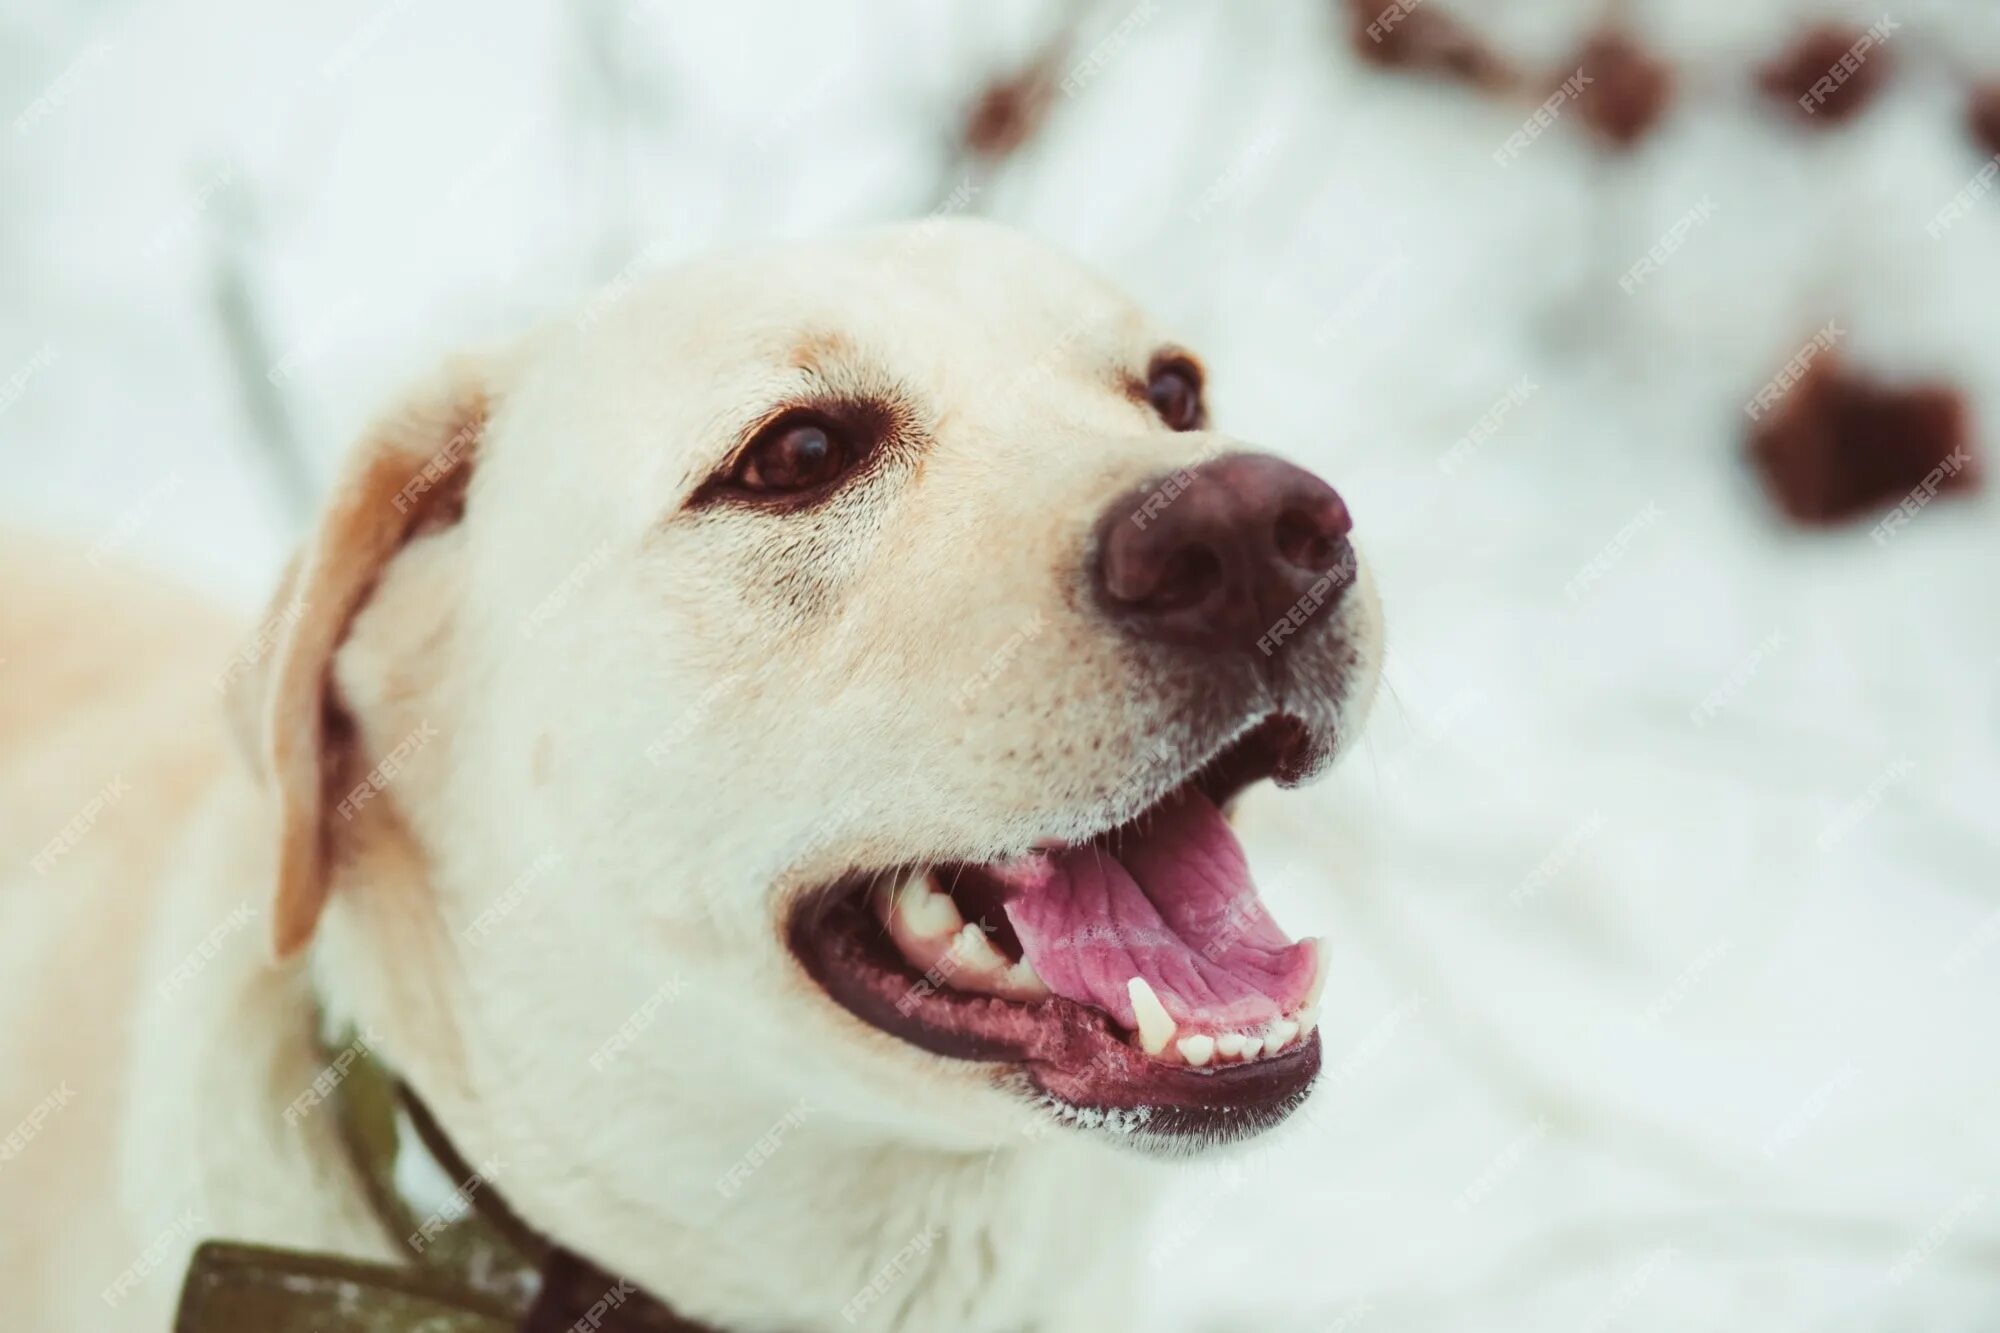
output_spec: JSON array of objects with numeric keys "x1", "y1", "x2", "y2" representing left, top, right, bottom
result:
[{"x1": 5, "y1": 0, "x2": 1998, "y2": 1327}]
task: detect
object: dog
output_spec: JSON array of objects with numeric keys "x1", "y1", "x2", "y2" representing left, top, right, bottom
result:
[{"x1": 0, "y1": 219, "x2": 1382, "y2": 1331}]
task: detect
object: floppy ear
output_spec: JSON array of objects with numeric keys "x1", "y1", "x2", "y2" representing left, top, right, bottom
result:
[{"x1": 224, "y1": 356, "x2": 494, "y2": 959}]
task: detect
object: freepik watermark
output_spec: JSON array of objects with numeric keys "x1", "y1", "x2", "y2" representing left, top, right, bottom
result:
[
  {"x1": 1869, "y1": 446, "x2": 1976, "y2": 545},
  {"x1": 1129, "y1": 460, "x2": 1200, "y2": 530},
  {"x1": 1563, "y1": 502, "x2": 1664, "y2": 603},
  {"x1": 1928, "y1": 154, "x2": 2000, "y2": 238},
  {"x1": 1581, "y1": 1246, "x2": 1678, "y2": 1333},
  {"x1": 1619, "y1": 197, "x2": 1719, "y2": 293},
  {"x1": 1509, "y1": 810, "x2": 1607, "y2": 906},
  {"x1": 390, "y1": 418, "x2": 480, "y2": 514},
  {"x1": 13, "y1": 39, "x2": 114, "y2": 138},
  {"x1": 1796, "y1": 17, "x2": 1898, "y2": 116},
  {"x1": 1745, "y1": 321, "x2": 1844, "y2": 420},
  {"x1": 156, "y1": 903, "x2": 257, "y2": 999},
  {"x1": 1690, "y1": 629, "x2": 1787, "y2": 727},
  {"x1": 101, "y1": 1207, "x2": 203, "y2": 1308},
  {"x1": 1187, "y1": 129, "x2": 1279, "y2": 225},
  {"x1": 1256, "y1": 549, "x2": 1359, "y2": 657},
  {"x1": 1886, "y1": 1190, "x2": 1984, "y2": 1286},
  {"x1": 643, "y1": 675, "x2": 742, "y2": 766},
  {"x1": 407, "y1": 1156, "x2": 506, "y2": 1252},
  {"x1": 461, "y1": 850, "x2": 561, "y2": 946},
  {"x1": 1639, "y1": 938, "x2": 1734, "y2": 1026},
  {"x1": 574, "y1": 237, "x2": 680, "y2": 332},
  {"x1": 333, "y1": 720, "x2": 439, "y2": 821},
  {"x1": 1493, "y1": 69, "x2": 1593, "y2": 165},
  {"x1": 1363, "y1": 0, "x2": 1429, "y2": 44},
  {"x1": 841, "y1": 1223, "x2": 943, "y2": 1323},
  {"x1": 1060, "y1": 0, "x2": 1160, "y2": 97},
  {"x1": 1438, "y1": 376, "x2": 1538, "y2": 475},
  {"x1": 559, "y1": 1277, "x2": 642, "y2": 1331},
  {"x1": 87, "y1": 473, "x2": 184, "y2": 568},
  {"x1": 282, "y1": 1026, "x2": 381, "y2": 1126},
  {"x1": 266, "y1": 295, "x2": 363, "y2": 387},
  {"x1": 1816, "y1": 758, "x2": 1915, "y2": 852},
  {"x1": 586, "y1": 976, "x2": 689, "y2": 1072},
  {"x1": 1455, "y1": 1116, "x2": 1550, "y2": 1212},
  {"x1": 897, "y1": 916, "x2": 1003, "y2": 1016},
  {"x1": 1760, "y1": 1064, "x2": 1861, "y2": 1160},
  {"x1": 1308, "y1": 245, "x2": 1412, "y2": 349},
  {"x1": 31, "y1": 774, "x2": 132, "y2": 874},
  {"x1": 952, "y1": 611, "x2": 1047, "y2": 709},
  {"x1": 0, "y1": 341, "x2": 57, "y2": 417},
  {"x1": 715, "y1": 1098, "x2": 817, "y2": 1199},
  {"x1": 212, "y1": 596, "x2": 309, "y2": 695},
  {"x1": 0, "y1": 1082, "x2": 77, "y2": 1171},
  {"x1": 520, "y1": 540, "x2": 614, "y2": 639}
]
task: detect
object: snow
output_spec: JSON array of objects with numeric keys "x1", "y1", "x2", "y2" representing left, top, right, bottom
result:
[{"x1": 4, "y1": 0, "x2": 1996, "y2": 1326}]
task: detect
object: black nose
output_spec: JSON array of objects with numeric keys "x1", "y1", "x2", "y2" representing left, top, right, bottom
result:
[{"x1": 1092, "y1": 452, "x2": 1355, "y2": 657}]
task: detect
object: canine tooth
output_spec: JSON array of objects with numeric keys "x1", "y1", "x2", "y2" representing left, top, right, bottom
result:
[
  {"x1": 1213, "y1": 1032, "x2": 1248, "y2": 1060},
  {"x1": 1296, "y1": 1005, "x2": 1320, "y2": 1037},
  {"x1": 1239, "y1": 1035, "x2": 1265, "y2": 1060},
  {"x1": 1126, "y1": 977, "x2": 1177, "y2": 1056},
  {"x1": 1177, "y1": 1035, "x2": 1215, "y2": 1067},
  {"x1": 897, "y1": 877, "x2": 963, "y2": 940},
  {"x1": 1265, "y1": 1018, "x2": 1299, "y2": 1053},
  {"x1": 1302, "y1": 939, "x2": 1327, "y2": 1012}
]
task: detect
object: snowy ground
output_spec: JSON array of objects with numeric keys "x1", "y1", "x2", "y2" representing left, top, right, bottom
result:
[{"x1": 4, "y1": 0, "x2": 1997, "y2": 1327}]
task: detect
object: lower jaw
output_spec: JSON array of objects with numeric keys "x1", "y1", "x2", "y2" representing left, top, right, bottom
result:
[{"x1": 790, "y1": 887, "x2": 1322, "y2": 1149}]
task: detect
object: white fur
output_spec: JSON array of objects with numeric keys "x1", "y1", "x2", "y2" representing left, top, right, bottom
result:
[{"x1": 0, "y1": 221, "x2": 1381, "y2": 1331}]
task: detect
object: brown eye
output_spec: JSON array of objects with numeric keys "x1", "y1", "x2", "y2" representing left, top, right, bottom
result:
[
  {"x1": 1147, "y1": 361, "x2": 1203, "y2": 431},
  {"x1": 733, "y1": 418, "x2": 853, "y2": 494}
]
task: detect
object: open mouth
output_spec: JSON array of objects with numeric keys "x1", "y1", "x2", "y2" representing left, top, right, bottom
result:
[{"x1": 789, "y1": 713, "x2": 1328, "y2": 1148}]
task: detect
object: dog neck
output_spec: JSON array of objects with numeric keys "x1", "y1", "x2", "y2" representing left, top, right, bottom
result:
[
  {"x1": 383, "y1": 1046, "x2": 1157, "y2": 1332},
  {"x1": 127, "y1": 772, "x2": 1157, "y2": 1332},
  {"x1": 336, "y1": 1046, "x2": 1153, "y2": 1331}
]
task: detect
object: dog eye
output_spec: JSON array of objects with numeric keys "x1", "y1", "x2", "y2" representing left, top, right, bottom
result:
[
  {"x1": 1146, "y1": 360, "x2": 1203, "y2": 431},
  {"x1": 730, "y1": 418, "x2": 855, "y2": 494}
]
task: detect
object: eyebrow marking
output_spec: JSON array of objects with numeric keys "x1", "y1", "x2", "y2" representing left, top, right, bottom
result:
[{"x1": 789, "y1": 329, "x2": 859, "y2": 373}]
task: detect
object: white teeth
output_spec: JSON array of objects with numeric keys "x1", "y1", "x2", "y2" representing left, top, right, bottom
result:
[
  {"x1": 1296, "y1": 1005, "x2": 1320, "y2": 1037},
  {"x1": 1003, "y1": 957, "x2": 1051, "y2": 998},
  {"x1": 1239, "y1": 1036, "x2": 1266, "y2": 1060},
  {"x1": 1127, "y1": 977, "x2": 1177, "y2": 1056},
  {"x1": 1302, "y1": 939, "x2": 1327, "y2": 1012},
  {"x1": 1214, "y1": 1032, "x2": 1248, "y2": 1059},
  {"x1": 948, "y1": 921, "x2": 1011, "y2": 972},
  {"x1": 1176, "y1": 1034, "x2": 1215, "y2": 1067},
  {"x1": 1264, "y1": 1018, "x2": 1299, "y2": 1053},
  {"x1": 896, "y1": 876, "x2": 963, "y2": 941}
]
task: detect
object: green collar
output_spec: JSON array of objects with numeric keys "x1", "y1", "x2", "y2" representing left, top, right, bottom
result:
[{"x1": 173, "y1": 1029, "x2": 720, "y2": 1332}]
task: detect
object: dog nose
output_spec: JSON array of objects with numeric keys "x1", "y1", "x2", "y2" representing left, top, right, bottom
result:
[{"x1": 1092, "y1": 453, "x2": 1355, "y2": 656}]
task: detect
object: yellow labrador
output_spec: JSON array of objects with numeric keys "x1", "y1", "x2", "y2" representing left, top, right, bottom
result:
[{"x1": 0, "y1": 220, "x2": 1382, "y2": 1331}]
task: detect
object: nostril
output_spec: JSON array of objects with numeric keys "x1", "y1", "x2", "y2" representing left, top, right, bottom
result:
[
  {"x1": 1143, "y1": 545, "x2": 1223, "y2": 611},
  {"x1": 1273, "y1": 498, "x2": 1350, "y2": 572}
]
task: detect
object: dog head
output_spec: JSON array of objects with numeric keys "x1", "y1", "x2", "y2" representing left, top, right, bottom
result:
[{"x1": 230, "y1": 218, "x2": 1382, "y2": 1273}]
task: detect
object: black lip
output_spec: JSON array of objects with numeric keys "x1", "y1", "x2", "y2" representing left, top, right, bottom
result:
[{"x1": 1190, "y1": 711, "x2": 1313, "y2": 805}]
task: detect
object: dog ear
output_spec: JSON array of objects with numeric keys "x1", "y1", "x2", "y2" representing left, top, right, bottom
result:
[{"x1": 225, "y1": 356, "x2": 493, "y2": 959}]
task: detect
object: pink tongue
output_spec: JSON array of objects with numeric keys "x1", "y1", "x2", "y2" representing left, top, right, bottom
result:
[{"x1": 999, "y1": 789, "x2": 1317, "y2": 1034}]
